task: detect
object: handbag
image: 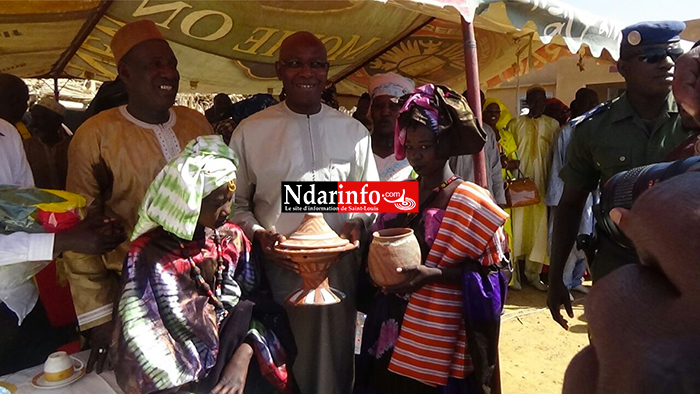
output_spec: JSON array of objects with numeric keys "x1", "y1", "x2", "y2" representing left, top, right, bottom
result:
[{"x1": 504, "y1": 168, "x2": 541, "y2": 208}]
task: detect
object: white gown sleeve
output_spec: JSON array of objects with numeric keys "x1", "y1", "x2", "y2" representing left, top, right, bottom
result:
[
  {"x1": 350, "y1": 127, "x2": 379, "y2": 228},
  {"x1": 486, "y1": 128, "x2": 506, "y2": 205},
  {"x1": 230, "y1": 128, "x2": 265, "y2": 239},
  {"x1": 0, "y1": 232, "x2": 54, "y2": 266}
]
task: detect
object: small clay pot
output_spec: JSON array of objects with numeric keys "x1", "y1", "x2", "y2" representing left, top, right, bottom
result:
[{"x1": 368, "y1": 228, "x2": 421, "y2": 287}]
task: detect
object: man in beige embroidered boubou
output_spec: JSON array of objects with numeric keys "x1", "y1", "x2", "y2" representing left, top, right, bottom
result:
[
  {"x1": 230, "y1": 31, "x2": 379, "y2": 394},
  {"x1": 63, "y1": 19, "x2": 212, "y2": 374}
]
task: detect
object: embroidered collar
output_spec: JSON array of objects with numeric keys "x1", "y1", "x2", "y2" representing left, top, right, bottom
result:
[{"x1": 119, "y1": 105, "x2": 177, "y2": 129}]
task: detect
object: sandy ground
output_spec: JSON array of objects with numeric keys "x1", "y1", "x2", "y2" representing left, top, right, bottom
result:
[{"x1": 499, "y1": 285, "x2": 590, "y2": 394}]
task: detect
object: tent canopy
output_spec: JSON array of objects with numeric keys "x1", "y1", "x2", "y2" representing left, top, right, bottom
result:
[
  {"x1": 682, "y1": 18, "x2": 700, "y2": 42},
  {"x1": 0, "y1": 0, "x2": 623, "y2": 96}
]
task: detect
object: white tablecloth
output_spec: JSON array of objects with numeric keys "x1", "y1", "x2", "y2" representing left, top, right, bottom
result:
[{"x1": 0, "y1": 350, "x2": 123, "y2": 393}]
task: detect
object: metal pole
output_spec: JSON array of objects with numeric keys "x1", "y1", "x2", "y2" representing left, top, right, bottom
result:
[
  {"x1": 514, "y1": 36, "x2": 524, "y2": 115},
  {"x1": 460, "y1": 16, "x2": 487, "y2": 188},
  {"x1": 54, "y1": 77, "x2": 59, "y2": 101},
  {"x1": 515, "y1": 68, "x2": 521, "y2": 115}
]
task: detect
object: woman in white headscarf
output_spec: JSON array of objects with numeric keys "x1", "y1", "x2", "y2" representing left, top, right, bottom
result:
[{"x1": 112, "y1": 136, "x2": 297, "y2": 394}]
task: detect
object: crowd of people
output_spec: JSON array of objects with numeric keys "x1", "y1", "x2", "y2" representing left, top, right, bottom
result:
[{"x1": 1, "y1": 15, "x2": 699, "y2": 394}]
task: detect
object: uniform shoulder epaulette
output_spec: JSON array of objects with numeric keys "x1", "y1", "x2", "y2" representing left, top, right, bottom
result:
[{"x1": 570, "y1": 98, "x2": 617, "y2": 128}]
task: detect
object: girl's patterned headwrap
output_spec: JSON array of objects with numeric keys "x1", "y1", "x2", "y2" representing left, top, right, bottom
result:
[
  {"x1": 131, "y1": 135, "x2": 238, "y2": 241},
  {"x1": 394, "y1": 84, "x2": 486, "y2": 160},
  {"x1": 394, "y1": 84, "x2": 440, "y2": 160}
]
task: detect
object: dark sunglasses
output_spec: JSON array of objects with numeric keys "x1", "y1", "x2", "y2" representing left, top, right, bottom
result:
[{"x1": 636, "y1": 46, "x2": 684, "y2": 64}]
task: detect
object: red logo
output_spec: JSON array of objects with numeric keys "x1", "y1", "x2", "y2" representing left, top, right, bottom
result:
[
  {"x1": 281, "y1": 181, "x2": 419, "y2": 213},
  {"x1": 338, "y1": 182, "x2": 419, "y2": 213}
]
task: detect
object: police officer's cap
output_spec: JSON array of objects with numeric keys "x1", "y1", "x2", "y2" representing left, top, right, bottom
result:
[{"x1": 621, "y1": 21, "x2": 685, "y2": 48}]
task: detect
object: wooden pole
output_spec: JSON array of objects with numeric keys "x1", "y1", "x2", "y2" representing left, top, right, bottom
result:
[
  {"x1": 460, "y1": 16, "x2": 487, "y2": 188},
  {"x1": 49, "y1": 0, "x2": 113, "y2": 79},
  {"x1": 54, "y1": 77, "x2": 60, "y2": 101}
]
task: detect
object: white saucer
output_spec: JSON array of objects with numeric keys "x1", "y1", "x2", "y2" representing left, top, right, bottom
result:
[{"x1": 31, "y1": 358, "x2": 86, "y2": 389}]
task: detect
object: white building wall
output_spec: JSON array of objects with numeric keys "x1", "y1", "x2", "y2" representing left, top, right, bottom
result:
[{"x1": 482, "y1": 55, "x2": 624, "y2": 117}]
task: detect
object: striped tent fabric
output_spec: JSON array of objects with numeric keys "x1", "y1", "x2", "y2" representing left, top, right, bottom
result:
[{"x1": 388, "y1": 182, "x2": 508, "y2": 386}]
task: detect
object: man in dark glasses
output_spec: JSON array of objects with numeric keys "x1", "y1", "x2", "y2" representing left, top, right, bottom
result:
[{"x1": 548, "y1": 21, "x2": 696, "y2": 330}]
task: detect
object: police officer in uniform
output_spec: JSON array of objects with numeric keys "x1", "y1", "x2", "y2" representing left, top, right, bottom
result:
[{"x1": 547, "y1": 21, "x2": 694, "y2": 329}]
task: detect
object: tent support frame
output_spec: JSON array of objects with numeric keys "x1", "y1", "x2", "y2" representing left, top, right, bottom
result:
[
  {"x1": 49, "y1": 0, "x2": 113, "y2": 79},
  {"x1": 461, "y1": 16, "x2": 487, "y2": 188}
]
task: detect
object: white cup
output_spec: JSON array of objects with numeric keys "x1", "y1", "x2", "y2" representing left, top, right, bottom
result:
[{"x1": 43, "y1": 351, "x2": 83, "y2": 382}]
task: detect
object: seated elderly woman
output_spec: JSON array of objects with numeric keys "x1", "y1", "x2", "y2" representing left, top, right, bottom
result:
[
  {"x1": 354, "y1": 85, "x2": 509, "y2": 394},
  {"x1": 111, "y1": 136, "x2": 296, "y2": 394}
]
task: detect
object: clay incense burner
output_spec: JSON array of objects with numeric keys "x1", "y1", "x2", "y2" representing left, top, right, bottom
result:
[{"x1": 274, "y1": 213, "x2": 357, "y2": 306}]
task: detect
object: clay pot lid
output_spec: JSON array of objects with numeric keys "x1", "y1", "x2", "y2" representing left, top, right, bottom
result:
[{"x1": 276, "y1": 213, "x2": 350, "y2": 250}]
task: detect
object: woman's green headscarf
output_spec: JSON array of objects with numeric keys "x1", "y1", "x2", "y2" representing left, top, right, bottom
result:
[
  {"x1": 483, "y1": 98, "x2": 512, "y2": 132},
  {"x1": 131, "y1": 135, "x2": 238, "y2": 241}
]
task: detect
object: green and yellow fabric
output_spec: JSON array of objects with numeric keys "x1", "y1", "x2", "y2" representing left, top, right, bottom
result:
[{"x1": 132, "y1": 135, "x2": 237, "y2": 241}]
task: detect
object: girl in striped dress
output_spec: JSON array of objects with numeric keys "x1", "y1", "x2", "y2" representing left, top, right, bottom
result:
[{"x1": 355, "y1": 86, "x2": 509, "y2": 394}]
